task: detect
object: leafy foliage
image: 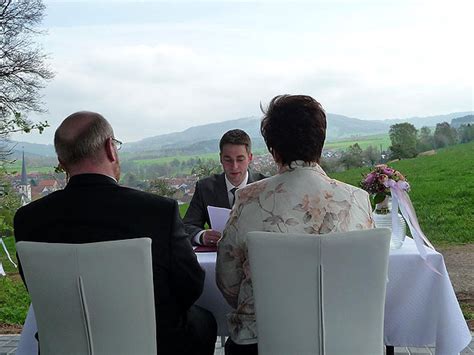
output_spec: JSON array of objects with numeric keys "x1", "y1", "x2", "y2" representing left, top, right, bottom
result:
[
  {"x1": 146, "y1": 178, "x2": 176, "y2": 198},
  {"x1": 1, "y1": 0, "x2": 52, "y2": 165},
  {"x1": 0, "y1": 171, "x2": 20, "y2": 237},
  {"x1": 191, "y1": 159, "x2": 222, "y2": 179},
  {"x1": 417, "y1": 126, "x2": 434, "y2": 153},
  {"x1": 362, "y1": 145, "x2": 379, "y2": 166},
  {"x1": 434, "y1": 122, "x2": 457, "y2": 148},
  {"x1": 458, "y1": 124, "x2": 474, "y2": 144},
  {"x1": 0, "y1": 0, "x2": 54, "y2": 115},
  {"x1": 389, "y1": 123, "x2": 418, "y2": 159},
  {"x1": 340, "y1": 143, "x2": 363, "y2": 169}
]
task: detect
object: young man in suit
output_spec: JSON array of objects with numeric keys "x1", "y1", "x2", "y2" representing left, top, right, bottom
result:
[
  {"x1": 183, "y1": 129, "x2": 266, "y2": 246},
  {"x1": 14, "y1": 111, "x2": 217, "y2": 355}
]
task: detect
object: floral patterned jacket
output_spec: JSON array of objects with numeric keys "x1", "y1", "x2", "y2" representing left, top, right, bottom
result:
[{"x1": 216, "y1": 161, "x2": 374, "y2": 344}]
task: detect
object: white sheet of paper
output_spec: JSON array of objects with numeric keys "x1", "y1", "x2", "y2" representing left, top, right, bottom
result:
[{"x1": 207, "y1": 206, "x2": 231, "y2": 233}]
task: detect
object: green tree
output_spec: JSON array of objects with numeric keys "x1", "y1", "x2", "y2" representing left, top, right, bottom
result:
[
  {"x1": 362, "y1": 145, "x2": 379, "y2": 166},
  {"x1": 320, "y1": 157, "x2": 344, "y2": 173},
  {"x1": 389, "y1": 123, "x2": 418, "y2": 159},
  {"x1": 0, "y1": 0, "x2": 54, "y2": 115},
  {"x1": 1, "y1": 0, "x2": 53, "y2": 162},
  {"x1": 458, "y1": 124, "x2": 474, "y2": 143},
  {"x1": 147, "y1": 178, "x2": 176, "y2": 198},
  {"x1": 340, "y1": 143, "x2": 363, "y2": 169},
  {"x1": 122, "y1": 172, "x2": 139, "y2": 188},
  {"x1": 191, "y1": 159, "x2": 221, "y2": 179},
  {"x1": 416, "y1": 126, "x2": 434, "y2": 153},
  {"x1": 434, "y1": 122, "x2": 457, "y2": 148},
  {"x1": 0, "y1": 172, "x2": 20, "y2": 237},
  {"x1": 254, "y1": 155, "x2": 278, "y2": 176}
]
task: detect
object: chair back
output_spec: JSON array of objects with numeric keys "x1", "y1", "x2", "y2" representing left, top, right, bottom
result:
[
  {"x1": 16, "y1": 238, "x2": 156, "y2": 355},
  {"x1": 247, "y1": 228, "x2": 391, "y2": 355}
]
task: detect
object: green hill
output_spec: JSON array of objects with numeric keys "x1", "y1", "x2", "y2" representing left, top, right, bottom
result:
[{"x1": 330, "y1": 142, "x2": 474, "y2": 245}]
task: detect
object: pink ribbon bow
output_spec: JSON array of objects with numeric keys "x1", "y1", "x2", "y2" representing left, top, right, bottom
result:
[{"x1": 384, "y1": 179, "x2": 441, "y2": 275}]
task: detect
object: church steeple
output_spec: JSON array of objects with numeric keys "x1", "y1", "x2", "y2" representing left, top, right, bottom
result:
[
  {"x1": 19, "y1": 149, "x2": 32, "y2": 205},
  {"x1": 21, "y1": 150, "x2": 28, "y2": 185}
]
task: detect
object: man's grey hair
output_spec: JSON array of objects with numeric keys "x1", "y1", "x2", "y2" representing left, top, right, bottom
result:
[{"x1": 54, "y1": 112, "x2": 114, "y2": 166}]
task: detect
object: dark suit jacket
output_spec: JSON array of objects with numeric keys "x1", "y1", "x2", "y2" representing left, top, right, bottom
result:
[
  {"x1": 14, "y1": 174, "x2": 204, "y2": 352},
  {"x1": 183, "y1": 171, "x2": 266, "y2": 239}
]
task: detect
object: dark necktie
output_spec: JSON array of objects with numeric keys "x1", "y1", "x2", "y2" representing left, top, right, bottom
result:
[{"x1": 230, "y1": 187, "x2": 238, "y2": 207}]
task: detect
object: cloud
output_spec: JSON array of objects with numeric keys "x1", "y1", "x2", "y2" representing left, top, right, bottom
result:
[{"x1": 14, "y1": 0, "x2": 473, "y2": 144}]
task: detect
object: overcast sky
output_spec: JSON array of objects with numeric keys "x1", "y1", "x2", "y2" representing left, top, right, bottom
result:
[{"x1": 11, "y1": 0, "x2": 474, "y2": 144}]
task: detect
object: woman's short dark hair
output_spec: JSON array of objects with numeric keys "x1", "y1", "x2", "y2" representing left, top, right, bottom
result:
[{"x1": 260, "y1": 95, "x2": 326, "y2": 165}]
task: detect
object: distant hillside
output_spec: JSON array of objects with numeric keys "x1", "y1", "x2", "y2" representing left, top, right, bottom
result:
[
  {"x1": 386, "y1": 111, "x2": 474, "y2": 128},
  {"x1": 5, "y1": 111, "x2": 472, "y2": 158},
  {"x1": 123, "y1": 113, "x2": 391, "y2": 153},
  {"x1": 451, "y1": 115, "x2": 474, "y2": 128},
  {"x1": 3, "y1": 141, "x2": 56, "y2": 158},
  {"x1": 127, "y1": 117, "x2": 260, "y2": 153},
  {"x1": 123, "y1": 111, "x2": 472, "y2": 155}
]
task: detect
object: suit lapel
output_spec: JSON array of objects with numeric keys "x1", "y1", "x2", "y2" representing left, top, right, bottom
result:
[
  {"x1": 215, "y1": 173, "x2": 231, "y2": 209},
  {"x1": 247, "y1": 170, "x2": 261, "y2": 184},
  {"x1": 248, "y1": 171, "x2": 255, "y2": 184}
]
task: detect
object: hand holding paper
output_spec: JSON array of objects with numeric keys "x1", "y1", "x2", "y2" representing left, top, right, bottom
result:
[{"x1": 207, "y1": 206, "x2": 231, "y2": 234}]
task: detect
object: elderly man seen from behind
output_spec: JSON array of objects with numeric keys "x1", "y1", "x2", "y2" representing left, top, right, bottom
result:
[{"x1": 14, "y1": 111, "x2": 217, "y2": 355}]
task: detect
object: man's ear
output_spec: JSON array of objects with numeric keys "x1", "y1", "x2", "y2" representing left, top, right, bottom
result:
[
  {"x1": 57, "y1": 159, "x2": 66, "y2": 172},
  {"x1": 248, "y1": 152, "x2": 253, "y2": 162},
  {"x1": 56, "y1": 159, "x2": 69, "y2": 180},
  {"x1": 105, "y1": 137, "x2": 118, "y2": 162}
]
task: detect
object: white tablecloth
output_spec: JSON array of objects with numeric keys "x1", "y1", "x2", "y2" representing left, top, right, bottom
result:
[
  {"x1": 17, "y1": 239, "x2": 472, "y2": 355},
  {"x1": 196, "y1": 239, "x2": 472, "y2": 355},
  {"x1": 384, "y1": 239, "x2": 471, "y2": 354},
  {"x1": 195, "y1": 252, "x2": 233, "y2": 336}
]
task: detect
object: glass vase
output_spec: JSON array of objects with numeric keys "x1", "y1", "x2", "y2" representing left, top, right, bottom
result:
[{"x1": 373, "y1": 196, "x2": 406, "y2": 249}]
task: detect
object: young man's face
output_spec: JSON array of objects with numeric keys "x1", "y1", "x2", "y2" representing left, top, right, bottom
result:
[{"x1": 220, "y1": 144, "x2": 253, "y2": 187}]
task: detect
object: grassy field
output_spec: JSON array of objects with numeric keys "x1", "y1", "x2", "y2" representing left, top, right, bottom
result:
[
  {"x1": 324, "y1": 133, "x2": 390, "y2": 150},
  {"x1": 5, "y1": 162, "x2": 56, "y2": 174},
  {"x1": 1, "y1": 141, "x2": 472, "y2": 327},
  {"x1": 131, "y1": 151, "x2": 220, "y2": 166},
  {"x1": 0, "y1": 236, "x2": 30, "y2": 326},
  {"x1": 330, "y1": 141, "x2": 474, "y2": 245}
]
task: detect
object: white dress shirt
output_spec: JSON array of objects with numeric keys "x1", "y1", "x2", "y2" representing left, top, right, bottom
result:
[{"x1": 194, "y1": 171, "x2": 250, "y2": 245}]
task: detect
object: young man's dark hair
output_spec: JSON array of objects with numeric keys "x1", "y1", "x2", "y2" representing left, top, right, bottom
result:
[{"x1": 219, "y1": 129, "x2": 252, "y2": 154}]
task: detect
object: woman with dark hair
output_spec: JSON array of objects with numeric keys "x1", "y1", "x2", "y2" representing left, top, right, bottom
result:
[{"x1": 216, "y1": 95, "x2": 374, "y2": 354}]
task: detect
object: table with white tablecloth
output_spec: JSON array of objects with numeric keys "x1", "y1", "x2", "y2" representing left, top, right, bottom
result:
[{"x1": 195, "y1": 238, "x2": 472, "y2": 355}]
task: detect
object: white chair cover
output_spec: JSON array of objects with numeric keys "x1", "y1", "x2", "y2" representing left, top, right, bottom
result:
[
  {"x1": 247, "y1": 228, "x2": 391, "y2": 355},
  {"x1": 16, "y1": 238, "x2": 156, "y2": 355}
]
